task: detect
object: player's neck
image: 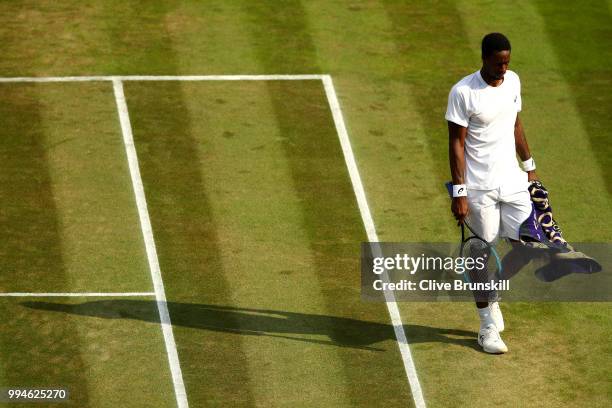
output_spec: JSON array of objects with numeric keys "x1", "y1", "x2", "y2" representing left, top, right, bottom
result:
[{"x1": 480, "y1": 68, "x2": 504, "y2": 87}]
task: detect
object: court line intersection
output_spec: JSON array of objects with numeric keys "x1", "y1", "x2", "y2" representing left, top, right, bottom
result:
[{"x1": 1, "y1": 74, "x2": 426, "y2": 408}]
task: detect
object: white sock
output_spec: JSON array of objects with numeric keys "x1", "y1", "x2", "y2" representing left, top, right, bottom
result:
[{"x1": 478, "y1": 306, "x2": 495, "y2": 329}]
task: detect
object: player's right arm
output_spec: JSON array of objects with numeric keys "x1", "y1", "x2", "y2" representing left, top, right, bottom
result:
[{"x1": 448, "y1": 121, "x2": 469, "y2": 224}]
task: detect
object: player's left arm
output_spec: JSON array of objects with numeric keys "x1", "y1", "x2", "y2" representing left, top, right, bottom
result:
[{"x1": 514, "y1": 114, "x2": 538, "y2": 181}]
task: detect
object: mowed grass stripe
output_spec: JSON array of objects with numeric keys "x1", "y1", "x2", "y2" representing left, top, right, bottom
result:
[
  {"x1": 0, "y1": 82, "x2": 176, "y2": 407},
  {"x1": 103, "y1": 3, "x2": 256, "y2": 404},
  {"x1": 531, "y1": 6, "x2": 612, "y2": 400},
  {"x1": 0, "y1": 1, "x2": 107, "y2": 77},
  {"x1": 242, "y1": 3, "x2": 416, "y2": 406},
  {"x1": 18, "y1": 297, "x2": 177, "y2": 408},
  {"x1": 100, "y1": 1, "x2": 179, "y2": 76},
  {"x1": 377, "y1": 0, "x2": 479, "y2": 240},
  {"x1": 124, "y1": 80, "x2": 396, "y2": 406},
  {"x1": 379, "y1": 0, "x2": 475, "y2": 189},
  {"x1": 0, "y1": 83, "x2": 151, "y2": 292},
  {"x1": 150, "y1": 1, "x2": 263, "y2": 76},
  {"x1": 0, "y1": 84, "x2": 90, "y2": 406},
  {"x1": 124, "y1": 81, "x2": 256, "y2": 407},
  {"x1": 179, "y1": 81, "x2": 356, "y2": 406},
  {"x1": 264, "y1": 80, "x2": 414, "y2": 407},
  {"x1": 300, "y1": 1, "x2": 457, "y2": 241},
  {"x1": 178, "y1": 80, "x2": 414, "y2": 406},
  {"x1": 43, "y1": 83, "x2": 153, "y2": 291},
  {"x1": 534, "y1": 0, "x2": 612, "y2": 197},
  {"x1": 0, "y1": 84, "x2": 66, "y2": 291}
]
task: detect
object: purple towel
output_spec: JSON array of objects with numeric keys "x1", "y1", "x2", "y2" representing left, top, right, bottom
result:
[{"x1": 519, "y1": 181, "x2": 571, "y2": 251}]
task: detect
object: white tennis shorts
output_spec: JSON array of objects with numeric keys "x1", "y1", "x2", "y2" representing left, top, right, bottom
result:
[{"x1": 466, "y1": 184, "x2": 532, "y2": 243}]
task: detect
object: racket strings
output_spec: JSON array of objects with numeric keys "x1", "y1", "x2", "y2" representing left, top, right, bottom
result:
[{"x1": 461, "y1": 225, "x2": 502, "y2": 302}]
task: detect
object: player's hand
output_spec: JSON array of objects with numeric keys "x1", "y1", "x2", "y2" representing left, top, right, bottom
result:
[
  {"x1": 527, "y1": 170, "x2": 538, "y2": 182},
  {"x1": 451, "y1": 196, "x2": 469, "y2": 225}
]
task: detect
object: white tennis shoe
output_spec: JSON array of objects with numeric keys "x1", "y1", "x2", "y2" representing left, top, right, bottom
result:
[
  {"x1": 478, "y1": 324, "x2": 508, "y2": 354},
  {"x1": 489, "y1": 301, "x2": 504, "y2": 332}
]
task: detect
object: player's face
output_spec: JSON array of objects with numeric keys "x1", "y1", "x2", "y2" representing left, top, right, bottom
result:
[{"x1": 483, "y1": 50, "x2": 511, "y2": 80}]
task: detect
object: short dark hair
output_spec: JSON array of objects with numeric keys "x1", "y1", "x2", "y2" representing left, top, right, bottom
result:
[{"x1": 481, "y1": 33, "x2": 511, "y2": 58}]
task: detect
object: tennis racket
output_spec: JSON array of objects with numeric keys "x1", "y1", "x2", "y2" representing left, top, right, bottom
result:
[
  {"x1": 445, "y1": 182, "x2": 503, "y2": 285},
  {"x1": 459, "y1": 221, "x2": 503, "y2": 283}
]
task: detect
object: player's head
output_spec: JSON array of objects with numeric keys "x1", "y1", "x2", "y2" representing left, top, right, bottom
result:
[{"x1": 481, "y1": 33, "x2": 511, "y2": 80}]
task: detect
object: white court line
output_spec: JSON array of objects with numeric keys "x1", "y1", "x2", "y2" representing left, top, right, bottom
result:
[
  {"x1": 0, "y1": 73, "x2": 424, "y2": 406},
  {"x1": 0, "y1": 292, "x2": 155, "y2": 297},
  {"x1": 121, "y1": 74, "x2": 323, "y2": 81},
  {"x1": 0, "y1": 74, "x2": 323, "y2": 83},
  {"x1": 113, "y1": 79, "x2": 189, "y2": 408},
  {"x1": 322, "y1": 75, "x2": 426, "y2": 408}
]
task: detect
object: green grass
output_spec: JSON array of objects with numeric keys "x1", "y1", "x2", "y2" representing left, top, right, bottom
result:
[
  {"x1": 124, "y1": 80, "x2": 412, "y2": 406},
  {"x1": 0, "y1": 82, "x2": 149, "y2": 292},
  {"x1": 0, "y1": 1, "x2": 610, "y2": 407},
  {"x1": 2, "y1": 297, "x2": 176, "y2": 407}
]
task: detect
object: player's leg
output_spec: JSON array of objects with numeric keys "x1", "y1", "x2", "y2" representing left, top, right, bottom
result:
[
  {"x1": 466, "y1": 189, "x2": 507, "y2": 353},
  {"x1": 499, "y1": 188, "x2": 532, "y2": 241},
  {"x1": 466, "y1": 189, "x2": 501, "y2": 243},
  {"x1": 466, "y1": 189, "x2": 501, "y2": 307},
  {"x1": 488, "y1": 188, "x2": 533, "y2": 335}
]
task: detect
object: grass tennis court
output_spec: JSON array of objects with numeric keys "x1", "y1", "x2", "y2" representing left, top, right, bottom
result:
[{"x1": 0, "y1": 1, "x2": 610, "y2": 407}]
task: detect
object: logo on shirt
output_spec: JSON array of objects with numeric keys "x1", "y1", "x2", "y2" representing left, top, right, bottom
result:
[{"x1": 514, "y1": 96, "x2": 518, "y2": 103}]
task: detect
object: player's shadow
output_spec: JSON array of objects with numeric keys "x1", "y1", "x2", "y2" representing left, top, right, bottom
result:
[{"x1": 21, "y1": 300, "x2": 479, "y2": 351}]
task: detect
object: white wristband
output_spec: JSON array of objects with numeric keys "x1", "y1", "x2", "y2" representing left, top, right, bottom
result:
[
  {"x1": 521, "y1": 157, "x2": 536, "y2": 172},
  {"x1": 452, "y1": 184, "x2": 467, "y2": 197}
]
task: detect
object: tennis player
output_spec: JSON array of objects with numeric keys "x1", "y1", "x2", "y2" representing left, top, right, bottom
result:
[{"x1": 446, "y1": 33, "x2": 538, "y2": 354}]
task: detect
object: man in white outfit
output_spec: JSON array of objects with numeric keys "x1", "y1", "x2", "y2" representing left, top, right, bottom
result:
[{"x1": 446, "y1": 32, "x2": 538, "y2": 354}]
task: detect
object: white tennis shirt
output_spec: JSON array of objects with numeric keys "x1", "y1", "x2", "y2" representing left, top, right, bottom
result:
[{"x1": 445, "y1": 69, "x2": 526, "y2": 191}]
